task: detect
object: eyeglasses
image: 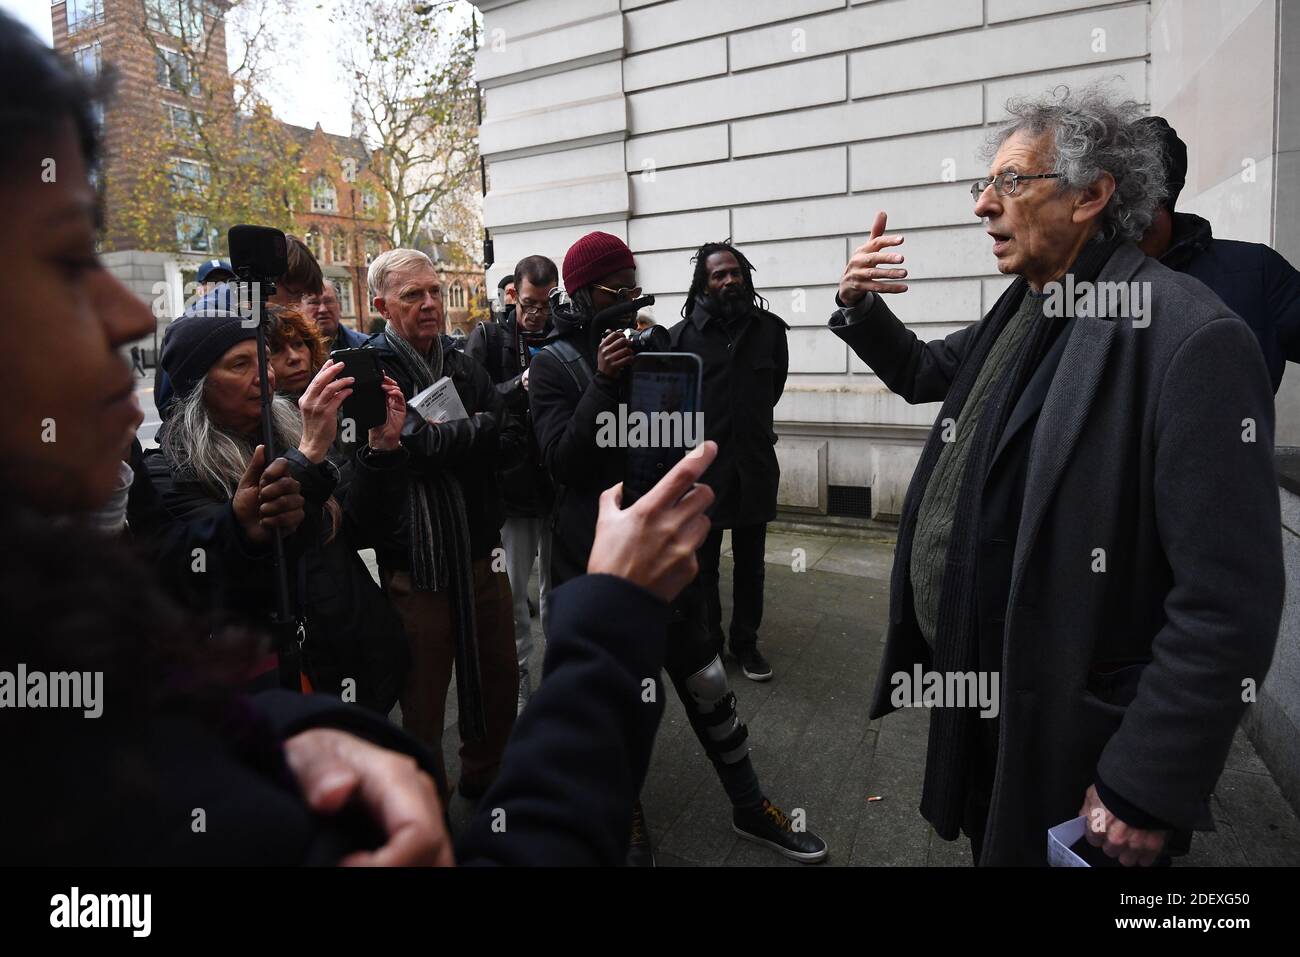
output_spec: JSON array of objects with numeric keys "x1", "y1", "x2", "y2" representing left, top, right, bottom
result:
[
  {"x1": 970, "y1": 171, "x2": 1063, "y2": 201},
  {"x1": 518, "y1": 300, "x2": 551, "y2": 317},
  {"x1": 592, "y1": 283, "x2": 643, "y2": 301}
]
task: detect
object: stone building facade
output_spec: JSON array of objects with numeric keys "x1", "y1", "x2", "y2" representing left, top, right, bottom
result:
[{"x1": 469, "y1": 0, "x2": 1299, "y2": 518}]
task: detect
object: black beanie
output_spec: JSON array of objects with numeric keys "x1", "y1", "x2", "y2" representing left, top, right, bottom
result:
[
  {"x1": 160, "y1": 311, "x2": 261, "y2": 400},
  {"x1": 1140, "y1": 115, "x2": 1187, "y2": 211}
]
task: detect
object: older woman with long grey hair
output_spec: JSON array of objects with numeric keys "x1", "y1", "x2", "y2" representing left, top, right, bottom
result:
[{"x1": 136, "y1": 305, "x2": 412, "y2": 707}]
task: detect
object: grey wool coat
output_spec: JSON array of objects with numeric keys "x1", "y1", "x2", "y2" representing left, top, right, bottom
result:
[{"x1": 829, "y1": 242, "x2": 1283, "y2": 866}]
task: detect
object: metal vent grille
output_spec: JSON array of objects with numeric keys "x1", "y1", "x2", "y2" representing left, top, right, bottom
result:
[{"x1": 827, "y1": 485, "x2": 872, "y2": 519}]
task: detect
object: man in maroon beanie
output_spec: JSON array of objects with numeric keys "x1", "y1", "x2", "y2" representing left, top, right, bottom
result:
[{"x1": 527, "y1": 231, "x2": 828, "y2": 866}]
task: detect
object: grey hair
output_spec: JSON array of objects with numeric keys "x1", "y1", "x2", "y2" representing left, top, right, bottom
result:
[
  {"x1": 983, "y1": 84, "x2": 1167, "y2": 243},
  {"x1": 161, "y1": 375, "x2": 304, "y2": 501},
  {"x1": 367, "y1": 248, "x2": 434, "y2": 300}
]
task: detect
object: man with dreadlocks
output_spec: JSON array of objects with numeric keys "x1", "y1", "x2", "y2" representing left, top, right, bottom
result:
[
  {"x1": 528, "y1": 230, "x2": 826, "y2": 865},
  {"x1": 364, "y1": 248, "x2": 528, "y2": 803},
  {"x1": 669, "y1": 242, "x2": 789, "y2": 682}
]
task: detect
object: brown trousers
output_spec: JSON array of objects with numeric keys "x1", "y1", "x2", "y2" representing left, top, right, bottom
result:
[{"x1": 382, "y1": 558, "x2": 518, "y2": 794}]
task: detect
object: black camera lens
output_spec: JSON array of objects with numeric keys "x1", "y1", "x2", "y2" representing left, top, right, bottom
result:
[{"x1": 624, "y1": 325, "x2": 669, "y2": 353}]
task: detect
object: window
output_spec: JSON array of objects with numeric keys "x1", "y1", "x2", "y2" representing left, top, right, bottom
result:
[
  {"x1": 336, "y1": 279, "x2": 355, "y2": 316},
  {"x1": 306, "y1": 227, "x2": 323, "y2": 261},
  {"x1": 167, "y1": 105, "x2": 203, "y2": 145},
  {"x1": 361, "y1": 188, "x2": 379, "y2": 216},
  {"x1": 66, "y1": 0, "x2": 105, "y2": 36},
  {"x1": 156, "y1": 48, "x2": 199, "y2": 95},
  {"x1": 449, "y1": 284, "x2": 465, "y2": 309},
  {"x1": 364, "y1": 237, "x2": 380, "y2": 266},
  {"x1": 311, "y1": 175, "x2": 337, "y2": 213},
  {"x1": 332, "y1": 231, "x2": 349, "y2": 264},
  {"x1": 72, "y1": 43, "x2": 102, "y2": 79},
  {"x1": 89, "y1": 101, "x2": 106, "y2": 134},
  {"x1": 176, "y1": 213, "x2": 214, "y2": 252},
  {"x1": 170, "y1": 158, "x2": 209, "y2": 197},
  {"x1": 146, "y1": 0, "x2": 207, "y2": 47}
]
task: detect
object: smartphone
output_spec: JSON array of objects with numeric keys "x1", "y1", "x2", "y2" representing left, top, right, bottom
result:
[
  {"x1": 621, "y1": 352, "x2": 704, "y2": 508},
  {"x1": 329, "y1": 348, "x2": 387, "y2": 434}
]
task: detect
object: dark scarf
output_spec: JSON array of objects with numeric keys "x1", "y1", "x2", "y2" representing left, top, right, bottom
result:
[
  {"x1": 911, "y1": 237, "x2": 1121, "y2": 839},
  {"x1": 381, "y1": 331, "x2": 485, "y2": 744}
]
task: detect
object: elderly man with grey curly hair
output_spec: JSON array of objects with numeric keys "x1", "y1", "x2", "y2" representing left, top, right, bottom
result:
[{"x1": 829, "y1": 85, "x2": 1282, "y2": 866}]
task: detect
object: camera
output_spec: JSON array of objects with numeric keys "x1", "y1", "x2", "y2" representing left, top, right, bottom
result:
[
  {"x1": 589, "y1": 292, "x2": 663, "y2": 351},
  {"x1": 623, "y1": 324, "x2": 670, "y2": 352}
]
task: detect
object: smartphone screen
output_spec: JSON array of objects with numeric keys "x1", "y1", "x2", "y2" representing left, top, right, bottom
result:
[
  {"x1": 621, "y1": 352, "x2": 703, "y2": 508},
  {"x1": 330, "y1": 348, "x2": 387, "y2": 433}
]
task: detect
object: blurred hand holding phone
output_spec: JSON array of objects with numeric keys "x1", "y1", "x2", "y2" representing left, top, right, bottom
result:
[{"x1": 621, "y1": 352, "x2": 704, "y2": 508}]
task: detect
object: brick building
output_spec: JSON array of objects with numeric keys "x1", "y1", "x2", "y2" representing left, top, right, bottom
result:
[
  {"x1": 439, "y1": 264, "x2": 488, "y2": 339},
  {"x1": 50, "y1": 0, "x2": 393, "y2": 349},
  {"x1": 282, "y1": 121, "x2": 392, "y2": 334},
  {"x1": 53, "y1": 0, "x2": 238, "y2": 254}
]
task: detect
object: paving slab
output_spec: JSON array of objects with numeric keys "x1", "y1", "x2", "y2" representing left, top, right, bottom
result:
[
  {"x1": 429, "y1": 525, "x2": 1300, "y2": 867},
  {"x1": 813, "y1": 540, "x2": 896, "y2": 581}
]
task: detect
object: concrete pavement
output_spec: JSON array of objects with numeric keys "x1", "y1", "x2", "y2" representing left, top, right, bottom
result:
[{"x1": 389, "y1": 524, "x2": 1300, "y2": 866}]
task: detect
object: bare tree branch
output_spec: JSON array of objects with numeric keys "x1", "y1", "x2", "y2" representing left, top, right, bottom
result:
[{"x1": 331, "y1": 0, "x2": 482, "y2": 260}]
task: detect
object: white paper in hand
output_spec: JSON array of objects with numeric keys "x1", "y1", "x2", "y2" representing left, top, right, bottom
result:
[
  {"x1": 410, "y1": 376, "x2": 469, "y2": 424},
  {"x1": 1047, "y1": 815, "x2": 1090, "y2": 867}
]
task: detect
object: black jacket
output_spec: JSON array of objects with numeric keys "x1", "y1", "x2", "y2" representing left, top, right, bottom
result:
[
  {"x1": 1161, "y1": 211, "x2": 1300, "y2": 393},
  {"x1": 833, "y1": 244, "x2": 1282, "y2": 864},
  {"x1": 669, "y1": 298, "x2": 789, "y2": 527},
  {"x1": 4, "y1": 486, "x2": 670, "y2": 866},
  {"x1": 464, "y1": 313, "x2": 554, "y2": 518},
  {"x1": 365, "y1": 331, "x2": 528, "y2": 565},
  {"x1": 527, "y1": 303, "x2": 624, "y2": 587},
  {"x1": 455, "y1": 574, "x2": 668, "y2": 864}
]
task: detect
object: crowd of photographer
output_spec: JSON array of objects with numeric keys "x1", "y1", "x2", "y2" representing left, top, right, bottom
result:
[
  {"x1": 0, "y1": 13, "x2": 725, "y2": 868},
  {"x1": 7, "y1": 5, "x2": 1300, "y2": 871}
]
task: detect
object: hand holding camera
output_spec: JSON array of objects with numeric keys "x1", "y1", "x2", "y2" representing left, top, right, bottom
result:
[{"x1": 596, "y1": 328, "x2": 635, "y2": 378}]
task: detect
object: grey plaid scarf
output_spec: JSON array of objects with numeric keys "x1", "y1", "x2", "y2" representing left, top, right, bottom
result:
[{"x1": 383, "y1": 330, "x2": 485, "y2": 744}]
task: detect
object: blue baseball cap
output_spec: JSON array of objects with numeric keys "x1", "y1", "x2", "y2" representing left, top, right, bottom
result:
[{"x1": 196, "y1": 258, "x2": 236, "y2": 283}]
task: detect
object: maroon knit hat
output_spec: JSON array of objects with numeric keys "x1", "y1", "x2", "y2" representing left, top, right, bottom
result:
[{"x1": 563, "y1": 231, "x2": 635, "y2": 293}]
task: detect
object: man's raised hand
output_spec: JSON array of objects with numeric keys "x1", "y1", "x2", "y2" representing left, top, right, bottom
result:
[{"x1": 839, "y1": 210, "x2": 909, "y2": 306}]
